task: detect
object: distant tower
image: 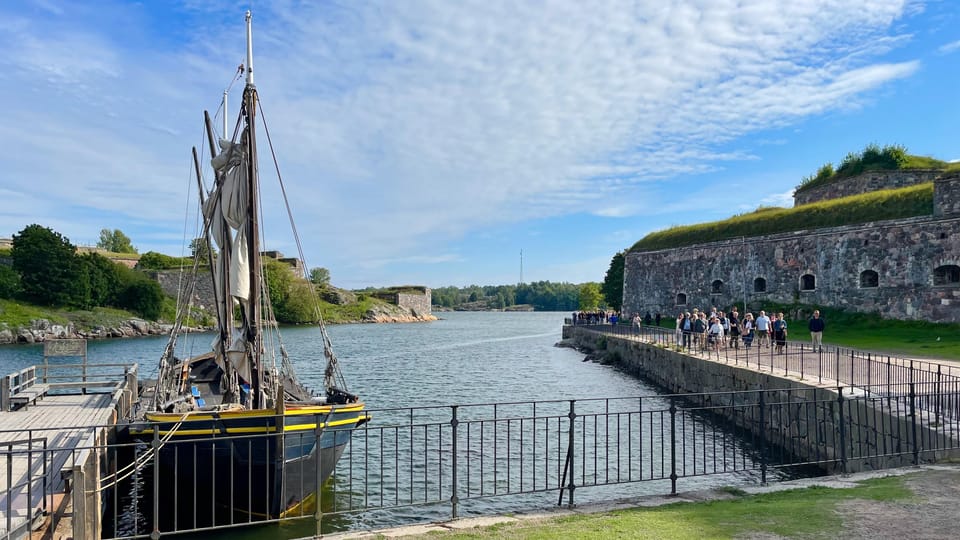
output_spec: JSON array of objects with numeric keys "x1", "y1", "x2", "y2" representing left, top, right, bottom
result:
[{"x1": 520, "y1": 249, "x2": 524, "y2": 285}]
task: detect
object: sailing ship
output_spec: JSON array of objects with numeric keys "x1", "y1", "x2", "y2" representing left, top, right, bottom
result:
[{"x1": 129, "y1": 11, "x2": 368, "y2": 523}]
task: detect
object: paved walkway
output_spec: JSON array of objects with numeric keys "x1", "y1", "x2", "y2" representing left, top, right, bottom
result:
[{"x1": 319, "y1": 463, "x2": 960, "y2": 539}]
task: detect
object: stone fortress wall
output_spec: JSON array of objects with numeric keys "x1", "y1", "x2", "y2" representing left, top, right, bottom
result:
[
  {"x1": 623, "y1": 173, "x2": 960, "y2": 323},
  {"x1": 793, "y1": 169, "x2": 943, "y2": 206}
]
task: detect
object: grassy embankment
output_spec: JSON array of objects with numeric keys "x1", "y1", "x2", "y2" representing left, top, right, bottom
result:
[
  {"x1": 0, "y1": 294, "x2": 391, "y2": 331},
  {"x1": 794, "y1": 145, "x2": 957, "y2": 195},
  {"x1": 631, "y1": 182, "x2": 933, "y2": 252},
  {"x1": 426, "y1": 475, "x2": 911, "y2": 539}
]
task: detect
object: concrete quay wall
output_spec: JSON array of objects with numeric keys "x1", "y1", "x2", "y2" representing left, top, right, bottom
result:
[{"x1": 563, "y1": 327, "x2": 959, "y2": 473}]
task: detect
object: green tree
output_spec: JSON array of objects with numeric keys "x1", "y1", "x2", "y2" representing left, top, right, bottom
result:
[
  {"x1": 97, "y1": 228, "x2": 137, "y2": 253},
  {"x1": 309, "y1": 267, "x2": 330, "y2": 287},
  {"x1": 11, "y1": 224, "x2": 84, "y2": 306},
  {"x1": 80, "y1": 252, "x2": 122, "y2": 307},
  {"x1": 601, "y1": 251, "x2": 625, "y2": 311},
  {"x1": 137, "y1": 251, "x2": 190, "y2": 270},
  {"x1": 117, "y1": 277, "x2": 164, "y2": 319},
  {"x1": 264, "y1": 258, "x2": 317, "y2": 323},
  {"x1": 0, "y1": 265, "x2": 20, "y2": 299},
  {"x1": 578, "y1": 282, "x2": 602, "y2": 311},
  {"x1": 189, "y1": 237, "x2": 215, "y2": 265}
]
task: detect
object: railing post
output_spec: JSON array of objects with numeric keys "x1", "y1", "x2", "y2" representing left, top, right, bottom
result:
[
  {"x1": 669, "y1": 398, "x2": 678, "y2": 495},
  {"x1": 837, "y1": 389, "x2": 847, "y2": 474},
  {"x1": 758, "y1": 391, "x2": 767, "y2": 485},
  {"x1": 450, "y1": 405, "x2": 459, "y2": 520},
  {"x1": 152, "y1": 426, "x2": 161, "y2": 540},
  {"x1": 314, "y1": 419, "x2": 324, "y2": 538},
  {"x1": 835, "y1": 349, "x2": 840, "y2": 389},
  {"x1": 936, "y1": 365, "x2": 942, "y2": 425},
  {"x1": 909, "y1": 380, "x2": 919, "y2": 466},
  {"x1": 566, "y1": 400, "x2": 576, "y2": 507}
]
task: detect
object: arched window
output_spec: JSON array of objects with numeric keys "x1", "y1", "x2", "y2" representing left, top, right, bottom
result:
[
  {"x1": 800, "y1": 274, "x2": 816, "y2": 291},
  {"x1": 711, "y1": 280, "x2": 723, "y2": 294},
  {"x1": 934, "y1": 265, "x2": 960, "y2": 286},
  {"x1": 860, "y1": 270, "x2": 879, "y2": 288},
  {"x1": 676, "y1": 293, "x2": 687, "y2": 305},
  {"x1": 753, "y1": 277, "x2": 766, "y2": 293}
]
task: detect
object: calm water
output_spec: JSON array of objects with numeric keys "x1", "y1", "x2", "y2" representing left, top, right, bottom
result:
[{"x1": 0, "y1": 312, "x2": 787, "y2": 537}]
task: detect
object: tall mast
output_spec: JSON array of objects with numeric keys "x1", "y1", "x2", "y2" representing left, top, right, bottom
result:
[
  {"x1": 244, "y1": 9, "x2": 263, "y2": 408},
  {"x1": 222, "y1": 90, "x2": 228, "y2": 139}
]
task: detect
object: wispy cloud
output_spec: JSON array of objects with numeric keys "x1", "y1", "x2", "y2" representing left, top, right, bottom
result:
[
  {"x1": 939, "y1": 39, "x2": 960, "y2": 54},
  {"x1": 0, "y1": 1, "x2": 924, "y2": 285}
]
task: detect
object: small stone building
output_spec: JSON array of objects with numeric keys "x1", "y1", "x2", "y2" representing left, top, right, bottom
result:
[{"x1": 622, "y1": 173, "x2": 960, "y2": 322}]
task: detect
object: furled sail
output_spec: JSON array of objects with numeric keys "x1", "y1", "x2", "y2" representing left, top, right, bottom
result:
[{"x1": 204, "y1": 132, "x2": 253, "y2": 383}]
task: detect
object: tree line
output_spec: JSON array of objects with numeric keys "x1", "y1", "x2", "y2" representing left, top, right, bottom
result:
[
  {"x1": 432, "y1": 281, "x2": 585, "y2": 311},
  {"x1": 0, "y1": 224, "x2": 165, "y2": 319}
]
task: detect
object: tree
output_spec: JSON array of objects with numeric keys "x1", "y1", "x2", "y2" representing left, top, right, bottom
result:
[
  {"x1": 11, "y1": 224, "x2": 84, "y2": 306},
  {"x1": 0, "y1": 265, "x2": 20, "y2": 299},
  {"x1": 117, "y1": 277, "x2": 164, "y2": 319},
  {"x1": 309, "y1": 267, "x2": 330, "y2": 287},
  {"x1": 189, "y1": 237, "x2": 215, "y2": 265},
  {"x1": 578, "y1": 282, "x2": 602, "y2": 311},
  {"x1": 80, "y1": 252, "x2": 122, "y2": 307},
  {"x1": 97, "y1": 228, "x2": 137, "y2": 253},
  {"x1": 264, "y1": 258, "x2": 318, "y2": 323},
  {"x1": 601, "y1": 251, "x2": 625, "y2": 312}
]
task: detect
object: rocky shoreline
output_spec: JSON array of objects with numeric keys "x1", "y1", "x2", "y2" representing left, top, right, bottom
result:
[
  {"x1": 0, "y1": 318, "x2": 207, "y2": 345},
  {"x1": 0, "y1": 304, "x2": 437, "y2": 346}
]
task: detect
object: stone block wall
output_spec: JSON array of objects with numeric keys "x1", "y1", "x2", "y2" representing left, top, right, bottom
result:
[
  {"x1": 934, "y1": 175, "x2": 960, "y2": 217},
  {"x1": 397, "y1": 289, "x2": 432, "y2": 316},
  {"x1": 623, "y1": 212, "x2": 960, "y2": 322},
  {"x1": 151, "y1": 270, "x2": 216, "y2": 312},
  {"x1": 565, "y1": 328, "x2": 959, "y2": 473},
  {"x1": 794, "y1": 169, "x2": 943, "y2": 206}
]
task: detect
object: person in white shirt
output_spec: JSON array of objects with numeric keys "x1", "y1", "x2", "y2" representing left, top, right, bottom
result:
[
  {"x1": 708, "y1": 317, "x2": 724, "y2": 352},
  {"x1": 755, "y1": 311, "x2": 771, "y2": 348}
]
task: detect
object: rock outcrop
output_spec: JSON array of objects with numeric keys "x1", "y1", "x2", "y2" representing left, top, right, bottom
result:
[
  {"x1": 0, "y1": 318, "x2": 204, "y2": 345},
  {"x1": 361, "y1": 302, "x2": 438, "y2": 323}
]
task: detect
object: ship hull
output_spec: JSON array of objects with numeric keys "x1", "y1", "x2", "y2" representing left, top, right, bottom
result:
[{"x1": 129, "y1": 403, "x2": 367, "y2": 525}]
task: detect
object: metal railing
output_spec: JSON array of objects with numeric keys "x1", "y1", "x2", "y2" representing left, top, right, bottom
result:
[
  {"x1": 570, "y1": 322, "x2": 960, "y2": 420},
  {"x1": 80, "y1": 382, "x2": 960, "y2": 537}
]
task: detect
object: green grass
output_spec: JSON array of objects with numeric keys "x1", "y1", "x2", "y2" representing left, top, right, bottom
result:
[
  {"x1": 768, "y1": 304, "x2": 960, "y2": 361},
  {"x1": 318, "y1": 297, "x2": 380, "y2": 323},
  {"x1": 0, "y1": 299, "x2": 143, "y2": 329},
  {"x1": 631, "y1": 183, "x2": 933, "y2": 252},
  {"x1": 429, "y1": 476, "x2": 911, "y2": 539},
  {"x1": 794, "y1": 145, "x2": 949, "y2": 195}
]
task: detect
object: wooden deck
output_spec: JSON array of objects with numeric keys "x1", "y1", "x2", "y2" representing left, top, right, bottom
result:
[{"x1": 0, "y1": 380, "x2": 135, "y2": 538}]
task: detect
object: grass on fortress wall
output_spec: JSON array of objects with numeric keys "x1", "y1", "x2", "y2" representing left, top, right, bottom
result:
[
  {"x1": 0, "y1": 298, "x2": 138, "y2": 329},
  {"x1": 427, "y1": 476, "x2": 910, "y2": 539},
  {"x1": 630, "y1": 183, "x2": 933, "y2": 252}
]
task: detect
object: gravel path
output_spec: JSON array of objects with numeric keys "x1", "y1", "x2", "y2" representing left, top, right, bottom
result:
[{"x1": 837, "y1": 467, "x2": 960, "y2": 540}]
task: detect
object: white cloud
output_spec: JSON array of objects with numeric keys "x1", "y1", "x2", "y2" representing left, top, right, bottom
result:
[
  {"x1": 938, "y1": 39, "x2": 960, "y2": 54},
  {"x1": 0, "y1": 0, "x2": 924, "y2": 284}
]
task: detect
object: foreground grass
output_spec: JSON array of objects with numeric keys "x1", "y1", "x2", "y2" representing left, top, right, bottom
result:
[{"x1": 431, "y1": 476, "x2": 911, "y2": 539}]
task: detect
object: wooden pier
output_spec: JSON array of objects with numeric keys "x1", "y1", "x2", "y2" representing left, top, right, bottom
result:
[{"x1": 0, "y1": 344, "x2": 137, "y2": 540}]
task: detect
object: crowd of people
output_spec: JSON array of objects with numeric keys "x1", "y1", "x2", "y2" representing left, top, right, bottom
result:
[
  {"x1": 671, "y1": 307, "x2": 825, "y2": 353},
  {"x1": 572, "y1": 306, "x2": 826, "y2": 353}
]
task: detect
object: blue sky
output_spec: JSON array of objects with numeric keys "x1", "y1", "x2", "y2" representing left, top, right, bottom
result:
[{"x1": 1, "y1": 1, "x2": 957, "y2": 289}]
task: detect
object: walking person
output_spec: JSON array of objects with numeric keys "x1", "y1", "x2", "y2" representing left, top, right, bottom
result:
[
  {"x1": 808, "y1": 310, "x2": 825, "y2": 352},
  {"x1": 772, "y1": 312, "x2": 788, "y2": 354},
  {"x1": 755, "y1": 310, "x2": 771, "y2": 348},
  {"x1": 742, "y1": 313, "x2": 755, "y2": 349}
]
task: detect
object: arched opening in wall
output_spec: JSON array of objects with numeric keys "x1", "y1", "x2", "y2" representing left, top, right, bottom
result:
[
  {"x1": 711, "y1": 280, "x2": 723, "y2": 294},
  {"x1": 933, "y1": 265, "x2": 960, "y2": 286},
  {"x1": 753, "y1": 277, "x2": 766, "y2": 293},
  {"x1": 859, "y1": 270, "x2": 879, "y2": 288},
  {"x1": 800, "y1": 274, "x2": 816, "y2": 291},
  {"x1": 676, "y1": 293, "x2": 687, "y2": 306}
]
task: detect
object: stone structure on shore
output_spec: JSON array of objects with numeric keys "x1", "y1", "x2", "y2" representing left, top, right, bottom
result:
[{"x1": 623, "y1": 172, "x2": 960, "y2": 322}]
